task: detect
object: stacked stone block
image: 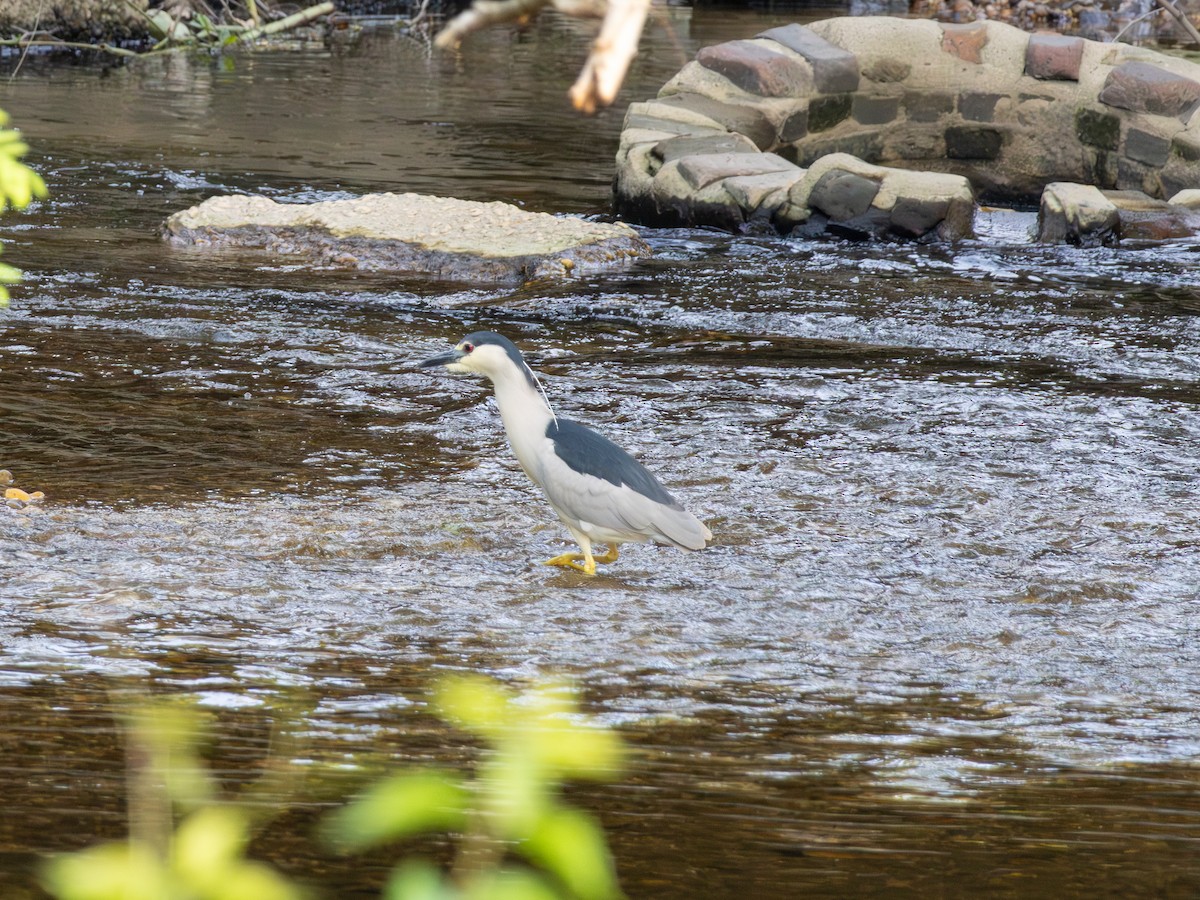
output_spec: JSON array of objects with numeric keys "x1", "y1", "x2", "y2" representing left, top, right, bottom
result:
[{"x1": 614, "y1": 16, "x2": 1200, "y2": 241}]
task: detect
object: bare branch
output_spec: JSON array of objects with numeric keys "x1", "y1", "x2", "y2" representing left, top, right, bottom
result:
[
  {"x1": 237, "y1": 0, "x2": 334, "y2": 41},
  {"x1": 435, "y1": 0, "x2": 650, "y2": 114},
  {"x1": 434, "y1": 0, "x2": 554, "y2": 50},
  {"x1": 568, "y1": 0, "x2": 650, "y2": 114},
  {"x1": 1156, "y1": 0, "x2": 1200, "y2": 48},
  {"x1": 552, "y1": 0, "x2": 607, "y2": 18}
]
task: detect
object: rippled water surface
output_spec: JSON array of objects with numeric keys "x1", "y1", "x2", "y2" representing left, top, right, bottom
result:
[{"x1": 2, "y1": 8, "x2": 1200, "y2": 897}]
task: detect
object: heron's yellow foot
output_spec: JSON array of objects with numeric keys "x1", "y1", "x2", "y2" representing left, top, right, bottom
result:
[
  {"x1": 594, "y1": 545, "x2": 619, "y2": 564},
  {"x1": 543, "y1": 551, "x2": 597, "y2": 575}
]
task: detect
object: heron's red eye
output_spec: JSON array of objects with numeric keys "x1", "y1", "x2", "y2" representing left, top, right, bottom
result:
[{"x1": 462, "y1": 342, "x2": 474, "y2": 353}]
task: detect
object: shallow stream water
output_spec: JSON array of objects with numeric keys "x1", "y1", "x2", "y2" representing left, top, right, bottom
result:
[{"x1": 1, "y1": 8, "x2": 1200, "y2": 897}]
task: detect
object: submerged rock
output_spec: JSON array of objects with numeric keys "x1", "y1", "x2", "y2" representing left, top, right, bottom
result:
[
  {"x1": 1105, "y1": 189, "x2": 1200, "y2": 242},
  {"x1": 165, "y1": 193, "x2": 650, "y2": 285}
]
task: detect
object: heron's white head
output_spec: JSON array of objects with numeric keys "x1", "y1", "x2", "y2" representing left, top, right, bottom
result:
[{"x1": 419, "y1": 331, "x2": 544, "y2": 395}]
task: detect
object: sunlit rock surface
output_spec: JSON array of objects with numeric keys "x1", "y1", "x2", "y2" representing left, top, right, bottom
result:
[
  {"x1": 165, "y1": 193, "x2": 650, "y2": 285},
  {"x1": 1037, "y1": 182, "x2": 1120, "y2": 246}
]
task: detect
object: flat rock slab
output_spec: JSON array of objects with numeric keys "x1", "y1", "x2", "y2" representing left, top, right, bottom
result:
[{"x1": 165, "y1": 193, "x2": 650, "y2": 284}]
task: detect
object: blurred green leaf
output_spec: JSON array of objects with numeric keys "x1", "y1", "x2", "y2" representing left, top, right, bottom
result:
[
  {"x1": 520, "y1": 681, "x2": 576, "y2": 720},
  {"x1": 41, "y1": 842, "x2": 165, "y2": 900},
  {"x1": 325, "y1": 769, "x2": 469, "y2": 851},
  {"x1": 172, "y1": 806, "x2": 250, "y2": 887},
  {"x1": 0, "y1": 144, "x2": 47, "y2": 210},
  {"x1": 0, "y1": 109, "x2": 46, "y2": 307},
  {"x1": 462, "y1": 868, "x2": 563, "y2": 900},
  {"x1": 212, "y1": 860, "x2": 303, "y2": 900},
  {"x1": 126, "y1": 701, "x2": 216, "y2": 808},
  {"x1": 384, "y1": 859, "x2": 459, "y2": 900},
  {"x1": 434, "y1": 675, "x2": 512, "y2": 738},
  {"x1": 45, "y1": 678, "x2": 628, "y2": 900},
  {"x1": 522, "y1": 807, "x2": 621, "y2": 900},
  {"x1": 481, "y1": 751, "x2": 547, "y2": 838},
  {"x1": 532, "y1": 723, "x2": 624, "y2": 781},
  {"x1": 44, "y1": 807, "x2": 304, "y2": 900}
]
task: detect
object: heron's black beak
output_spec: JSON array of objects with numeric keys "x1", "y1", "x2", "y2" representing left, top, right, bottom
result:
[{"x1": 419, "y1": 348, "x2": 465, "y2": 368}]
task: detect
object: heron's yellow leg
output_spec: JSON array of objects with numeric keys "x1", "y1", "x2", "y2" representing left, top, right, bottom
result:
[
  {"x1": 593, "y1": 545, "x2": 619, "y2": 565},
  {"x1": 543, "y1": 549, "x2": 597, "y2": 575}
]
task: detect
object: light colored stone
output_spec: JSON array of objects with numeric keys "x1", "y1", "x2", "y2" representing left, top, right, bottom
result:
[
  {"x1": 723, "y1": 170, "x2": 807, "y2": 217},
  {"x1": 1168, "y1": 188, "x2": 1200, "y2": 208},
  {"x1": 625, "y1": 99, "x2": 725, "y2": 132},
  {"x1": 1037, "y1": 182, "x2": 1120, "y2": 246},
  {"x1": 675, "y1": 152, "x2": 799, "y2": 190},
  {"x1": 974, "y1": 19, "x2": 1031, "y2": 73},
  {"x1": 653, "y1": 133, "x2": 760, "y2": 164},
  {"x1": 166, "y1": 193, "x2": 650, "y2": 284},
  {"x1": 787, "y1": 153, "x2": 974, "y2": 240},
  {"x1": 620, "y1": 128, "x2": 678, "y2": 148},
  {"x1": 616, "y1": 129, "x2": 676, "y2": 178},
  {"x1": 809, "y1": 17, "x2": 947, "y2": 89},
  {"x1": 651, "y1": 92, "x2": 781, "y2": 150},
  {"x1": 659, "y1": 61, "x2": 757, "y2": 104}
]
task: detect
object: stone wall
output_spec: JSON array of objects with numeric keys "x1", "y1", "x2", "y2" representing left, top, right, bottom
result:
[{"x1": 614, "y1": 16, "x2": 1200, "y2": 235}]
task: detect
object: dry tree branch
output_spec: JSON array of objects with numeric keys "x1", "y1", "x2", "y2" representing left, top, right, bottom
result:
[
  {"x1": 1156, "y1": 0, "x2": 1200, "y2": 47},
  {"x1": 567, "y1": 0, "x2": 649, "y2": 114},
  {"x1": 434, "y1": 0, "x2": 554, "y2": 49},
  {"x1": 435, "y1": 0, "x2": 652, "y2": 114},
  {"x1": 237, "y1": 0, "x2": 333, "y2": 41}
]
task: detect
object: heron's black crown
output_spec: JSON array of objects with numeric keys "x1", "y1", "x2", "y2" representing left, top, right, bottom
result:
[{"x1": 460, "y1": 331, "x2": 537, "y2": 390}]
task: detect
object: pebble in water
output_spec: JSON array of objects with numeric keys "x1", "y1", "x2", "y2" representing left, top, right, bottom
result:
[{"x1": 2, "y1": 474, "x2": 46, "y2": 511}]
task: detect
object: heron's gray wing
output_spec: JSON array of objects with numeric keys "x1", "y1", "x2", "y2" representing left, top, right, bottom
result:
[
  {"x1": 547, "y1": 418, "x2": 676, "y2": 503},
  {"x1": 539, "y1": 419, "x2": 709, "y2": 550}
]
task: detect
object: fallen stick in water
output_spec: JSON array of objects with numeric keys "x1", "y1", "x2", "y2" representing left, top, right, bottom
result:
[{"x1": 237, "y1": 1, "x2": 336, "y2": 42}]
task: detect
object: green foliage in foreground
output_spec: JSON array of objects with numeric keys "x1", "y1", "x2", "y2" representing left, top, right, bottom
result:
[
  {"x1": 325, "y1": 675, "x2": 625, "y2": 900},
  {"x1": 0, "y1": 108, "x2": 48, "y2": 306},
  {"x1": 41, "y1": 676, "x2": 626, "y2": 900},
  {"x1": 41, "y1": 702, "x2": 301, "y2": 900}
]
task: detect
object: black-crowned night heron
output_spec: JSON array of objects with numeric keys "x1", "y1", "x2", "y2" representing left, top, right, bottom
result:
[{"x1": 419, "y1": 331, "x2": 711, "y2": 575}]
